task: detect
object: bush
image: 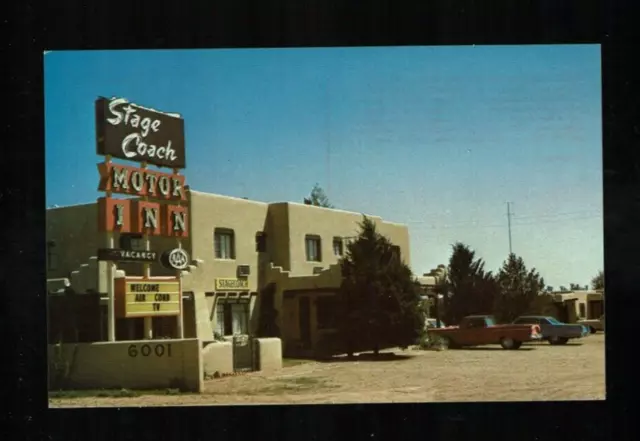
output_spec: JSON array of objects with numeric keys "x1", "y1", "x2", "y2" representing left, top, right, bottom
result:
[{"x1": 415, "y1": 331, "x2": 447, "y2": 350}]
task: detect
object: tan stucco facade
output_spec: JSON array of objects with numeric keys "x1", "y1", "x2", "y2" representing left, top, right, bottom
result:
[
  {"x1": 46, "y1": 189, "x2": 411, "y2": 353},
  {"x1": 552, "y1": 290, "x2": 604, "y2": 323},
  {"x1": 48, "y1": 339, "x2": 203, "y2": 392}
]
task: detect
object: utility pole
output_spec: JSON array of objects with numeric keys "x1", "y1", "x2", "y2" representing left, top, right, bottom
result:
[{"x1": 507, "y1": 202, "x2": 513, "y2": 255}]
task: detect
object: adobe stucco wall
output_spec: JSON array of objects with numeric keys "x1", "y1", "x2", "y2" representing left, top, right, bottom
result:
[
  {"x1": 254, "y1": 338, "x2": 282, "y2": 371},
  {"x1": 48, "y1": 339, "x2": 203, "y2": 392},
  {"x1": 284, "y1": 203, "x2": 411, "y2": 276},
  {"x1": 201, "y1": 341, "x2": 233, "y2": 376}
]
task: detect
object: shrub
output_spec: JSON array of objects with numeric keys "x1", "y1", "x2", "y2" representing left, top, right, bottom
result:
[{"x1": 415, "y1": 331, "x2": 446, "y2": 350}]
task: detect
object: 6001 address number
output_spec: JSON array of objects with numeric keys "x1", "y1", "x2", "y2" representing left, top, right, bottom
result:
[{"x1": 128, "y1": 343, "x2": 173, "y2": 358}]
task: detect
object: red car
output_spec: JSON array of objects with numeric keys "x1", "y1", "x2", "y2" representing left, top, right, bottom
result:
[{"x1": 428, "y1": 315, "x2": 542, "y2": 350}]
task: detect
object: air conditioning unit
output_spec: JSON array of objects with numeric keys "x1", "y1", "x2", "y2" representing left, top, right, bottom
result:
[{"x1": 237, "y1": 265, "x2": 251, "y2": 277}]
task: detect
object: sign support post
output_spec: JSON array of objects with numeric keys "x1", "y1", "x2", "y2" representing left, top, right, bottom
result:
[
  {"x1": 142, "y1": 161, "x2": 154, "y2": 340},
  {"x1": 174, "y1": 167, "x2": 185, "y2": 339},
  {"x1": 105, "y1": 156, "x2": 116, "y2": 342}
]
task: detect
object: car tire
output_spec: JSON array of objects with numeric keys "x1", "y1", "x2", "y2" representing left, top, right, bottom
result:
[
  {"x1": 442, "y1": 336, "x2": 460, "y2": 349},
  {"x1": 557, "y1": 337, "x2": 569, "y2": 345},
  {"x1": 512, "y1": 341, "x2": 522, "y2": 350},
  {"x1": 500, "y1": 337, "x2": 516, "y2": 350},
  {"x1": 590, "y1": 327, "x2": 597, "y2": 334},
  {"x1": 549, "y1": 336, "x2": 560, "y2": 345}
]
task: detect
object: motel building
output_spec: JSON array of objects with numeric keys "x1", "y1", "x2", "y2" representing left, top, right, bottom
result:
[{"x1": 46, "y1": 189, "x2": 410, "y2": 359}]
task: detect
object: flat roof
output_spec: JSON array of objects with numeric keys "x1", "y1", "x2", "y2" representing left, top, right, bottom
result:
[{"x1": 46, "y1": 188, "x2": 407, "y2": 227}]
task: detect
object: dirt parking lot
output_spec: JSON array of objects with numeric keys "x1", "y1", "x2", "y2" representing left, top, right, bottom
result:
[{"x1": 50, "y1": 333, "x2": 605, "y2": 407}]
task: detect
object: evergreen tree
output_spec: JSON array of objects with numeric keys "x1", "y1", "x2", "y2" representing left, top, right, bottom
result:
[
  {"x1": 494, "y1": 253, "x2": 546, "y2": 322},
  {"x1": 591, "y1": 270, "x2": 604, "y2": 290},
  {"x1": 303, "y1": 183, "x2": 334, "y2": 208},
  {"x1": 444, "y1": 243, "x2": 498, "y2": 325},
  {"x1": 337, "y1": 216, "x2": 423, "y2": 357}
]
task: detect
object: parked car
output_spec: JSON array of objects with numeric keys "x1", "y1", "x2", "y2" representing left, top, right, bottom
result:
[
  {"x1": 578, "y1": 314, "x2": 605, "y2": 334},
  {"x1": 427, "y1": 315, "x2": 542, "y2": 350},
  {"x1": 425, "y1": 318, "x2": 447, "y2": 329},
  {"x1": 513, "y1": 315, "x2": 589, "y2": 345}
]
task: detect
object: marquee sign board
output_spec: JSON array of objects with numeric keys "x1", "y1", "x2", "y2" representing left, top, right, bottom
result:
[
  {"x1": 95, "y1": 97, "x2": 186, "y2": 169},
  {"x1": 98, "y1": 248, "x2": 158, "y2": 263},
  {"x1": 115, "y1": 277, "x2": 181, "y2": 318}
]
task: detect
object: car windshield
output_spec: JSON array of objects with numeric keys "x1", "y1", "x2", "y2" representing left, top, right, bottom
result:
[
  {"x1": 546, "y1": 317, "x2": 562, "y2": 325},
  {"x1": 485, "y1": 317, "x2": 496, "y2": 326}
]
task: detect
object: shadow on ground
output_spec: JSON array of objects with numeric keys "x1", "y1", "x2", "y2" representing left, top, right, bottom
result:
[
  {"x1": 287, "y1": 352, "x2": 416, "y2": 363},
  {"x1": 454, "y1": 347, "x2": 536, "y2": 351}
]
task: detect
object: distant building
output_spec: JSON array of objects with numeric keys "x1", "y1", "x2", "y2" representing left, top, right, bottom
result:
[
  {"x1": 549, "y1": 289, "x2": 604, "y2": 323},
  {"x1": 46, "y1": 189, "x2": 410, "y2": 355},
  {"x1": 417, "y1": 265, "x2": 447, "y2": 318}
]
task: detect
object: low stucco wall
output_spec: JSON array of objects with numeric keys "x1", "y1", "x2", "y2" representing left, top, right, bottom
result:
[
  {"x1": 48, "y1": 339, "x2": 203, "y2": 392},
  {"x1": 202, "y1": 341, "x2": 233, "y2": 376},
  {"x1": 255, "y1": 338, "x2": 282, "y2": 372}
]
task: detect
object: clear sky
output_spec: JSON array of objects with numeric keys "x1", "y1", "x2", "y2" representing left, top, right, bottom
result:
[{"x1": 44, "y1": 45, "x2": 603, "y2": 289}]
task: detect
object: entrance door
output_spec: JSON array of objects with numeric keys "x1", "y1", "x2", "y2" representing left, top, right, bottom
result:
[{"x1": 299, "y1": 297, "x2": 311, "y2": 348}]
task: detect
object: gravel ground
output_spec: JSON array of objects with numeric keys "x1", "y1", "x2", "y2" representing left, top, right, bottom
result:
[{"x1": 50, "y1": 333, "x2": 605, "y2": 407}]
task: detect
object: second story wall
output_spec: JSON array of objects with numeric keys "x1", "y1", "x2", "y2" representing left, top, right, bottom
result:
[
  {"x1": 189, "y1": 190, "x2": 269, "y2": 292},
  {"x1": 284, "y1": 203, "x2": 411, "y2": 276},
  {"x1": 265, "y1": 203, "x2": 291, "y2": 271},
  {"x1": 46, "y1": 203, "x2": 99, "y2": 280}
]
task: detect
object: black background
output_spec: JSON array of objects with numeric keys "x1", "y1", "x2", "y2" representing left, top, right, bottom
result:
[
  {"x1": 96, "y1": 96, "x2": 186, "y2": 169},
  {"x1": 5, "y1": 0, "x2": 638, "y2": 440}
]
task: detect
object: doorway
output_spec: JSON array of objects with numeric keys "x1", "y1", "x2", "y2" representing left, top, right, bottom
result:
[{"x1": 299, "y1": 297, "x2": 311, "y2": 348}]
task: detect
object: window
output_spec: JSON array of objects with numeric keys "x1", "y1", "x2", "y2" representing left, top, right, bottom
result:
[
  {"x1": 316, "y1": 296, "x2": 338, "y2": 329},
  {"x1": 579, "y1": 303, "x2": 586, "y2": 318},
  {"x1": 305, "y1": 235, "x2": 322, "y2": 262},
  {"x1": 515, "y1": 317, "x2": 539, "y2": 325},
  {"x1": 46, "y1": 240, "x2": 57, "y2": 271},
  {"x1": 255, "y1": 232, "x2": 267, "y2": 252},
  {"x1": 214, "y1": 228, "x2": 235, "y2": 259},
  {"x1": 333, "y1": 237, "x2": 344, "y2": 257},
  {"x1": 215, "y1": 299, "x2": 249, "y2": 336},
  {"x1": 119, "y1": 233, "x2": 144, "y2": 250}
]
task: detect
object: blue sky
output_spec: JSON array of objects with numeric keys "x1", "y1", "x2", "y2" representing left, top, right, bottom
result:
[{"x1": 44, "y1": 45, "x2": 603, "y2": 288}]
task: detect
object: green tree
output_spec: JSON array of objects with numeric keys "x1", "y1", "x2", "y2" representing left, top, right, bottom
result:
[
  {"x1": 443, "y1": 243, "x2": 498, "y2": 325},
  {"x1": 494, "y1": 253, "x2": 546, "y2": 322},
  {"x1": 591, "y1": 270, "x2": 604, "y2": 290},
  {"x1": 303, "y1": 183, "x2": 334, "y2": 208},
  {"x1": 337, "y1": 216, "x2": 423, "y2": 357}
]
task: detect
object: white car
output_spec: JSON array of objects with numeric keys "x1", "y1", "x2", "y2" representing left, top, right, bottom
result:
[
  {"x1": 425, "y1": 318, "x2": 447, "y2": 329},
  {"x1": 578, "y1": 314, "x2": 605, "y2": 333}
]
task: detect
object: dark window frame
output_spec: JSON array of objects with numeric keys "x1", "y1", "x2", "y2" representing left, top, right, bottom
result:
[
  {"x1": 332, "y1": 237, "x2": 344, "y2": 257},
  {"x1": 214, "y1": 228, "x2": 236, "y2": 260},
  {"x1": 47, "y1": 240, "x2": 58, "y2": 271},
  {"x1": 216, "y1": 298, "x2": 250, "y2": 336},
  {"x1": 255, "y1": 231, "x2": 267, "y2": 253},
  {"x1": 119, "y1": 233, "x2": 144, "y2": 251},
  {"x1": 305, "y1": 235, "x2": 322, "y2": 262}
]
